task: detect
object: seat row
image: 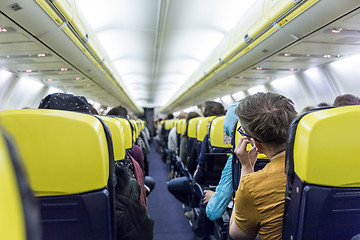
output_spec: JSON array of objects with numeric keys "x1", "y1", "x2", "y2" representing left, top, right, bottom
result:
[
  {"x1": 161, "y1": 105, "x2": 360, "y2": 240},
  {"x1": 0, "y1": 109, "x2": 146, "y2": 240}
]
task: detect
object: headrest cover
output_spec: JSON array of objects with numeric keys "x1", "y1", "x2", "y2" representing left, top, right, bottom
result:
[
  {"x1": 99, "y1": 116, "x2": 125, "y2": 161},
  {"x1": 117, "y1": 118, "x2": 133, "y2": 149},
  {"x1": 197, "y1": 116, "x2": 215, "y2": 141},
  {"x1": 0, "y1": 109, "x2": 109, "y2": 196},
  {"x1": 291, "y1": 106, "x2": 360, "y2": 187},
  {"x1": 38, "y1": 93, "x2": 90, "y2": 114},
  {"x1": 209, "y1": 116, "x2": 231, "y2": 148},
  {"x1": 164, "y1": 120, "x2": 174, "y2": 130},
  {"x1": 177, "y1": 119, "x2": 185, "y2": 134},
  {"x1": 188, "y1": 117, "x2": 202, "y2": 138}
]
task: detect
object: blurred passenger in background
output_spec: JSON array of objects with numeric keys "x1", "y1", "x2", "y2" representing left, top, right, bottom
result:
[{"x1": 333, "y1": 94, "x2": 360, "y2": 107}]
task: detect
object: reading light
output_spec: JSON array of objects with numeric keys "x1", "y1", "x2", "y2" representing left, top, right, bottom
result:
[
  {"x1": 289, "y1": 68, "x2": 295, "y2": 71},
  {"x1": 256, "y1": 67, "x2": 263, "y2": 70},
  {"x1": 47, "y1": 78, "x2": 53, "y2": 82},
  {"x1": 284, "y1": 53, "x2": 291, "y2": 57},
  {"x1": 323, "y1": 54, "x2": 331, "y2": 58},
  {"x1": 0, "y1": 28, "x2": 7, "y2": 32},
  {"x1": 37, "y1": 53, "x2": 45, "y2": 57},
  {"x1": 331, "y1": 28, "x2": 342, "y2": 34},
  {"x1": 61, "y1": 68, "x2": 68, "y2": 71},
  {"x1": 26, "y1": 70, "x2": 32, "y2": 73},
  {"x1": 75, "y1": 77, "x2": 81, "y2": 80}
]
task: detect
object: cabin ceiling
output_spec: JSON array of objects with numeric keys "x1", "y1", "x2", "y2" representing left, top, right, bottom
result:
[{"x1": 0, "y1": 1, "x2": 359, "y2": 113}]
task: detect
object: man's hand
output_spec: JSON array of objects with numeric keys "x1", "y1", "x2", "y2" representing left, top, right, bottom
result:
[
  {"x1": 234, "y1": 137, "x2": 258, "y2": 176},
  {"x1": 203, "y1": 190, "x2": 215, "y2": 204}
]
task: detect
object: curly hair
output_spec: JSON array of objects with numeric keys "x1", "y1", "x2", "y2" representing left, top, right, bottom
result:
[{"x1": 235, "y1": 92, "x2": 297, "y2": 145}]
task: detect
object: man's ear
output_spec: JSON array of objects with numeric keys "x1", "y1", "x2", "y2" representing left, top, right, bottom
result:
[{"x1": 253, "y1": 140, "x2": 264, "y2": 153}]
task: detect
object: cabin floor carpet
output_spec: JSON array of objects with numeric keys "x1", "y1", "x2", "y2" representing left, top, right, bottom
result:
[{"x1": 147, "y1": 142, "x2": 193, "y2": 240}]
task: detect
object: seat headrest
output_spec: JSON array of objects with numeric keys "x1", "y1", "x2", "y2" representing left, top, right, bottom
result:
[
  {"x1": 117, "y1": 118, "x2": 133, "y2": 149},
  {"x1": 209, "y1": 116, "x2": 231, "y2": 149},
  {"x1": 99, "y1": 116, "x2": 125, "y2": 161},
  {"x1": 0, "y1": 109, "x2": 110, "y2": 196},
  {"x1": 234, "y1": 121, "x2": 268, "y2": 159},
  {"x1": 188, "y1": 117, "x2": 202, "y2": 138},
  {"x1": 197, "y1": 116, "x2": 215, "y2": 141},
  {"x1": 164, "y1": 119, "x2": 174, "y2": 130},
  {"x1": 288, "y1": 106, "x2": 360, "y2": 187},
  {"x1": 176, "y1": 119, "x2": 185, "y2": 134},
  {"x1": 130, "y1": 119, "x2": 139, "y2": 142}
]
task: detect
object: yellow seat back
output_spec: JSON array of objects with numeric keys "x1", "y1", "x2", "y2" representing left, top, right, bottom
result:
[
  {"x1": 176, "y1": 119, "x2": 186, "y2": 135},
  {"x1": 117, "y1": 118, "x2": 133, "y2": 150},
  {"x1": 181, "y1": 119, "x2": 187, "y2": 134},
  {"x1": 292, "y1": 106, "x2": 360, "y2": 187},
  {"x1": 130, "y1": 119, "x2": 138, "y2": 142},
  {"x1": 234, "y1": 121, "x2": 267, "y2": 159},
  {"x1": 209, "y1": 116, "x2": 231, "y2": 149},
  {"x1": 188, "y1": 117, "x2": 202, "y2": 138},
  {"x1": 0, "y1": 109, "x2": 109, "y2": 196},
  {"x1": 99, "y1": 116, "x2": 125, "y2": 161},
  {"x1": 164, "y1": 119, "x2": 174, "y2": 130},
  {"x1": 196, "y1": 116, "x2": 215, "y2": 142},
  {"x1": 0, "y1": 129, "x2": 26, "y2": 240}
]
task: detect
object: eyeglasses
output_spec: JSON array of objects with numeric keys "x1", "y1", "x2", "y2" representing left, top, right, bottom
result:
[{"x1": 237, "y1": 126, "x2": 262, "y2": 143}]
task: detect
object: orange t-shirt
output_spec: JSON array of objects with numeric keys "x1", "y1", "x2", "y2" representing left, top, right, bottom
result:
[{"x1": 234, "y1": 154, "x2": 286, "y2": 240}]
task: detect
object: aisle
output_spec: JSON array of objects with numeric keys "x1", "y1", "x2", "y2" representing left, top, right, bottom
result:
[{"x1": 147, "y1": 143, "x2": 193, "y2": 240}]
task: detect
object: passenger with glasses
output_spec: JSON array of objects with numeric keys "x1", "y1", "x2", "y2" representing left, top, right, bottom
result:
[{"x1": 229, "y1": 92, "x2": 297, "y2": 240}]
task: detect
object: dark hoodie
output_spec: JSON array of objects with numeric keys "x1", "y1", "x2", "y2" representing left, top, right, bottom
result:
[{"x1": 115, "y1": 164, "x2": 154, "y2": 240}]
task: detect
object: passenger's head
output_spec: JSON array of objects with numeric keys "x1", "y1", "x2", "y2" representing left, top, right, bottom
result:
[
  {"x1": 166, "y1": 113, "x2": 174, "y2": 119},
  {"x1": 224, "y1": 103, "x2": 239, "y2": 138},
  {"x1": 333, "y1": 94, "x2": 360, "y2": 107},
  {"x1": 107, "y1": 105, "x2": 128, "y2": 118},
  {"x1": 235, "y1": 92, "x2": 297, "y2": 147},
  {"x1": 38, "y1": 92, "x2": 91, "y2": 113},
  {"x1": 178, "y1": 111, "x2": 187, "y2": 119},
  {"x1": 317, "y1": 102, "x2": 330, "y2": 107},
  {"x1": 182, "y1": 111, "x2": 200, "y2": 138},
  {"x1": 88, "y1": 103, "x2": 99, "y2": 115},
  {"x1": 301, "y1": 105, "x2": 315, "y2": 113},
  {"x1": 202, "y1": 101, "x2": 226, "y2": 117}
]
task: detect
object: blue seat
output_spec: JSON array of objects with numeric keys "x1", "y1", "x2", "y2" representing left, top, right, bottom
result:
[
  {"x1": 0, "y1": 109, "x2": 116, "y2": 240},
  {"x1": 284, "y1": 106, "x2": 360, "y2": 240}
]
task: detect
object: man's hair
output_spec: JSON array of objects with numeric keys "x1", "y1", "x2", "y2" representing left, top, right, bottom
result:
[
  {"x1": 203, "y1": 101, "x2": 225, "y2": 117},
  {"x1": 166, "y1": 113, "x2": 174, "y2": 119},
  {"x1": 107, "y1": 105, "x2": 128, "y2": 117},
  {"x1": 333, "y1": 94, "x2": 360, "y2": 107},
  {"x1": 235, "y1": 92, "x2": 297, "y2": 145}
]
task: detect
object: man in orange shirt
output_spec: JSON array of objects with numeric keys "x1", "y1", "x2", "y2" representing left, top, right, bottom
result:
[{"x1": 229, "y1": 92, "x2": 297, "y2": 240}]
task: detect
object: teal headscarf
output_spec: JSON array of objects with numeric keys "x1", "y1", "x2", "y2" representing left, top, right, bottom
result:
[{"x1": 224, "y1": 103, "x2": 239, "y2": 137}]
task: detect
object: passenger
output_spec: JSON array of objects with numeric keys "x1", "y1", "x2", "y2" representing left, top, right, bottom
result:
[
  {"x1": 317, "y1": 102, "x2": 330, "y2": 107},
  {"x1": 38, "y1": 92, "x2": 91, "y2": 113},
  {"x1": 203, "y1": 103, "x2": 238, "y2": 221},
  {"x1": 333, "y1": 93, "x2": 360, "y2": 107},
  {"x1": 192, "y1": 101, "x2": 226, "y2": 239},
  {"x1": 300, "y1": 105, "x2": 315, "y2": 113},
  {"x1": 167, "y1": 101, "x2": 225, "y2": 221},
  {"x1": 167, "y1": 111, "x2": 186, "y2": 153},
  {"x1": 229, "y1": 92, "x2": 297, "y2": 240},
  {"x1": 107, "y1": 105, "x2": 148, "y2": 207},
  {"x1": 107, "y1": 105, "x2": 128, "y2": 117},
  {"x1": 114, "y1": 163, "x2": 154, "y2": 240},
  {"x1": 88, "y1": 103, "x2": 99, "y2": 115},
  {"x1": 187, "y1": 101, "x2": 226, "y2": 174},
  {"x1": 180, "y1": 112, "x2": 201, "y2": 164}
]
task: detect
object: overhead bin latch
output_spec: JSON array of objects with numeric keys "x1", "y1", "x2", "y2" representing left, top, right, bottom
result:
[
  {"x1": 82, "y1": 33, "x2": 89, "y2": 43},
  {"x1": 244, "y1": 34, "x2": 252, "y2": 44}
]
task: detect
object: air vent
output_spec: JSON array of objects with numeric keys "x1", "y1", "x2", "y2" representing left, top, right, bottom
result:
[{"x1": 9, "y1": 3, "x2": 22, "y2": 11}]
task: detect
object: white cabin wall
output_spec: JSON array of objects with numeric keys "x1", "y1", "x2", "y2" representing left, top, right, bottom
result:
[{"x1": 326, "y1": 54, "x2": 360, "y2": 97}]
